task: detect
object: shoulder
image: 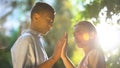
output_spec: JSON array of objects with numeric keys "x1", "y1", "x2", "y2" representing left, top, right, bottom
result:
[
  {"x1": 12, "y1": 32, "x2": 35, "y2": 48},
  {"x1": 11, "y1": 32, "x2": 34, "y2": 52},
  {"x1": 18, "y1": 32, "x2": 34, "y2": 42},
  {"x1": 88, "y1": 48, "x2": 104, "y2": 57},
  {"x1": 87, "y1": 49, "x2": 106, "y2": 68},
  {"x1": 87, "y1": 49, "x2": 105, "y2": 61},
  {"x1": 88, "y1": 49, "x2": 105, "y2": 62}
]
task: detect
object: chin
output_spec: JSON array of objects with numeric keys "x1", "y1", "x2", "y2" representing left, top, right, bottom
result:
[
  {"x1": 43, "y1": 31, "x2": 49, "y2": 35},
  {"x1": 41, "y1": 33, "x2": 47, "y2": 35},
  {"x1": 77, "y1": 43, "x2": 86, "y2": 48}
]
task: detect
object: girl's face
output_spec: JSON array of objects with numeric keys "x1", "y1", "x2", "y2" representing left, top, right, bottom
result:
[
  {"x1": 74, "y1": 26, "x2": 96, "y2": 48},
  {"x1": 74, "y1": 31, "x2": 89, "y2": 48}
]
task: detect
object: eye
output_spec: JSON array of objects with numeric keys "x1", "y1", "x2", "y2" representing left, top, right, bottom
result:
[
  {"x1": 47, "y1": 18, "x2": 54, "y2": 25},
  {"x1": 49, "y1": 19, "x2": 53, "y2": 23}
]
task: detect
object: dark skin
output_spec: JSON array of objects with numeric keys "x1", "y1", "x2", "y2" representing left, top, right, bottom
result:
[
  {"x1": 30, "y1": 11, "x2": 67, "y2": 68},
  {"x1": 61, "y1": 33, "x2": 75, "y2": 68}
]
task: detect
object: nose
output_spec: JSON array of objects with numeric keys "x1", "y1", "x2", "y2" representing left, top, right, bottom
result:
[
  {"x1": 50, "y1": 19, "x2": 53, "y2": 23},
  {"x1": 47, "y1": 18, "x2": 53, "y2": 26},
  {"x1": 49, "y1": 19, "x2": 54, "y2": 26}
]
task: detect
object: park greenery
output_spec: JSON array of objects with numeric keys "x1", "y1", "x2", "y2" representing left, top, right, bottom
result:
[{"x1": 0, "y1": 0, "x2": 120, "y2": 68}]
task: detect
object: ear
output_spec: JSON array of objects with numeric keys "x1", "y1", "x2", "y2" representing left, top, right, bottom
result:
[{"x1": 33, "y1": 13, "x2": 40, "y2": 21}]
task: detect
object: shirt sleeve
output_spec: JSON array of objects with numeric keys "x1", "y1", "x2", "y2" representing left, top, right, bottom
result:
[
  {"x1": 11, "y1": 34, "x2": 34, "y2": 68},
  {"x1": 87, "y1": 49, "x2": 106, "y2": 68}
]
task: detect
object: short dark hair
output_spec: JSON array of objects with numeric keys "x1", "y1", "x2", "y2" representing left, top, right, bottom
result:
[
  {"x1": 31, "y1": 2, "x2": 55, "y2": 19},
  {"x1": 74, "y1": 21, "x2": 97, "y2": 33}
]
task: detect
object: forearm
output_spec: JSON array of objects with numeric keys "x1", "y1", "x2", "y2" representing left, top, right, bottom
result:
[
  {"x1": 37, "y1": 56, "x2": 58, "y2": 68},
  {"x1": 61, "y1": 55, "x2": 75, "y2": 68}
]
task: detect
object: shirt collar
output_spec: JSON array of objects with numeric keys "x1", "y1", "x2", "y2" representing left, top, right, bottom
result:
[{"x1": 24, "y1": 29, "x2": 42, "y2": 37}]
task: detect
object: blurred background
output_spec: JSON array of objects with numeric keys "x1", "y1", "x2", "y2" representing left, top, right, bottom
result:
[{"x1": 0, "y1": 0, "x2": 120, "y2": 68}]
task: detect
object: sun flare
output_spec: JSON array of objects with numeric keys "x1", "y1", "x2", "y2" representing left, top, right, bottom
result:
[{"x1": 96, "y1": 23, "x2": 119, "y2": 52}]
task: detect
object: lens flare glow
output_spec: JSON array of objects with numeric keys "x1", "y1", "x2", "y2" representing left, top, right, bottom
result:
[
  {"x1": 96, "y1": 23, "x2": 120, "y2": 52},
  {"x1": 83, "y1": 33, "x2": 89, "y2": 41}
]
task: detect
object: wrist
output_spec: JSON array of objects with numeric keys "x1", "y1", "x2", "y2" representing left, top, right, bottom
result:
[
  {"x1": 61, "y1": 54, "x2": 67, "y2": 59},
  {"x1": 51, "y1": 55, "x2": 59, "y2": 62}
]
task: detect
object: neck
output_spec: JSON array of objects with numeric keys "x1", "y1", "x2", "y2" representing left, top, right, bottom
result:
[
  {"x1": 83, "y1": 46, "x2": 92, "y2": 55},
  {"x1": 30, "y1": 23, "x2": 40, "y2": 33},
  {"x1": 84, "y1": 38, "x2": 99, "y2": 55}
]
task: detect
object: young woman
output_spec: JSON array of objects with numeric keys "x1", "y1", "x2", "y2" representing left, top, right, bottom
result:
[{"x1": 61, "y1": 21, "x2": 106, "y2": 68}]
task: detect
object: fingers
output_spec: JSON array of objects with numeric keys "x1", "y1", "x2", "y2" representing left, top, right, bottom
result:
[
  {"x1": 61, "y1": 33, "x2": 68, "y2": 58},
  {"x1": 52, "y1": 32, "x2": 68, "y2": 61},
  {"x1": 62, "y1": 32, "x2": 67, "y2": 44},
  {"x1": 65, "y1": 32, "x2": 68, "y2": 39},
  {"x1": 54, "y1": 32, "x2": 68, "y2": 53},
  {"x1": 56, "y1": 32, "x2": 68, "y2": 47}
]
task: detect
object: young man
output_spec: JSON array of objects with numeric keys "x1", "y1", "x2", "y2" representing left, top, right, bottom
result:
[
  {"x1": 61, "y1": 21, "x2": 106, "y2": 68},
  {"x1": 11, "y1": 2, "x2": 66, "y2": 68}
]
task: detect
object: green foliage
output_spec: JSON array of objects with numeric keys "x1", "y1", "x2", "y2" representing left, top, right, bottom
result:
[
  {"x1": 0, "y1": 50, "x2": 12, "y2": 68},
  {"x1": 106, "y1": 47, "x2": 120, "y2": 68},
  {"x1": 1, "y1": 0, "x2": 120, "y2": 68},
  {"x1": 0, "y1": 30, "x2": 18, "y2": 68},
  {"x1": 81, "y1": 0, "x2": 101, "y2": 19},
  {"x1": 101, "y1": 0, "x2": 120, "y2": 18},
  {"x1": 80, "y1": 0, "x2": 120, "y2": 19},
  {"x1": 71, "y1": 47, "x2": 84, "y2": 66}
]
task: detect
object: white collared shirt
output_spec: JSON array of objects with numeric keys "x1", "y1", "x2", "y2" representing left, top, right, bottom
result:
[{"x1": 11, "y1": 29, "x2": 48, "y2": 68}]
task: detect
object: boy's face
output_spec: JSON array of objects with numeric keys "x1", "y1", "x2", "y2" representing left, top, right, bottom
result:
[{"x1": 33, "y1": 12, "x2": 55, "y2": 34}]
